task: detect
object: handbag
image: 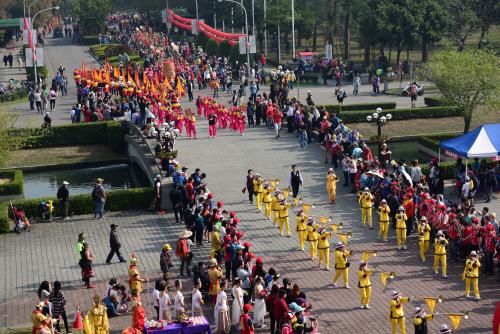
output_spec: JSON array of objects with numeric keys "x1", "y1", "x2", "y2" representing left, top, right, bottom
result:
[{"x1": 345, "y1": 262, "x2": 350, "y2": 268}]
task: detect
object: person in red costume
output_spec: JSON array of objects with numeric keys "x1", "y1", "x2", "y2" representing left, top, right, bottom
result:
[
  {"x1": 130, "y1": 289, "x2": 145, "y2": 332},
  {"x1": 240, "y1": 304, "x2": 255, "y2": 334}
]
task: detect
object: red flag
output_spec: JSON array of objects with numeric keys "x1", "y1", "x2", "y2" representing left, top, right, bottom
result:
[{"x1": 23, "y1": 18, "x2": 29, "y2": 30}]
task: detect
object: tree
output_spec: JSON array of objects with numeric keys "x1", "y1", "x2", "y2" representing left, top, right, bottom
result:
[
  {"x1": 205, "y1": 39, "x2": 219, "y2": 57},
  {"x1": 426, "y1": 49, "x2": 500, "y2": 133},
  {"x1": 447, "y1": 0, "x2": 479, "y2": 51},
  {"x1": 72, "y1": 0, "x2": 111, "y2": 35},
  {"x1": 417, "y1": 0, "x2": 449, "y2": 62},
  {"x1": 475, "y1": 0, "x2": 500, "y2": 49}
]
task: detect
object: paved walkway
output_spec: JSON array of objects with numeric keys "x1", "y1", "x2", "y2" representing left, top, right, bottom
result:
[
  {"x1": 0, "y1": 39, "x2": 27, "y2": 84},
  {"x1": 1, "y1": 87, "x2": 498, "y2": 333}
]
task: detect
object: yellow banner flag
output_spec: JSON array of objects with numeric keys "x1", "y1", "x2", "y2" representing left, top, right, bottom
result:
[
  {"x1": 424, "y1": 298, "x2": 437, "y2": 313},
  {"x1": 331, "y1": 224, "x2": 339, "y2": 233},
  {"x1": 338, "y1": 233, "x2": 348, "y2": 244},
  {"x1": 302, "y1": 203, "x2": 313, "y2": 215},
  {"x1": 282, "y1": 189, "x2": 290, "y2": 198},
  {"x1": 381, "y1": 272, "x2": 390, "y2": 287},
  {"x1": 293, "y1": 197, "x2": 301, "y2": 206},
  {"x1": 449, "y1": 314, "x2": 462, "y2": 330},
  {"x1": 319, "y1": 216, "x2": 331, "y2": 225}
]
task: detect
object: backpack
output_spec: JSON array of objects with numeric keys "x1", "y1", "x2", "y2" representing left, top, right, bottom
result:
[
  {"x1": 176, "y1": 238, "x2": 188, "y2": 257},
  {"x1": 91, "y1": 185, "x2": 99, "y2": 201}
]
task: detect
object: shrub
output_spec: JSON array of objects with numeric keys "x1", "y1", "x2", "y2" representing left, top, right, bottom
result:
[
  {"x1": 424, "y1": 97, "x2": 446, "y2": 107},
  {"x1": 196, "y1": 34, "x2": 209, "y2": 49},
  {"x1": 341, "y1": 106, "x2": 460, "y2": 123},
  {"x1": 0, "y1": 87, "x2": 28, "y2": 103},
  {"x1": 0, "y1": 187, "x2": 154, "y2": 233},
  {"x1": 80, "y1": 36, "x2": 100, "y2": 45},
  {"x1": 10, "y1": 121, "x2": 125, "y2": 151},
  {"x1": 229, "y1": 44, "x2": 241, "y2": 64},
  {"x1": 321, "y1": 102, "x2": 397, "y2": 114},
  {"x1": 421, "y1": 161, "x2": 456, "y2": 180},
  {"x1": 217, "y1": 40, "x2": 233, "y2": 58},
  {"x1": 418, "y1": 134, "x2": 460, "y2": 152},
  {"x1": 205, "y1": 39, "x2": 219, "y2": 58},
  {"x1": 26, "y1": 65, "x2": 48, "y2": 82},
  {"x1": 0, "y1": 170, "x2": 24, "y2": 196}
]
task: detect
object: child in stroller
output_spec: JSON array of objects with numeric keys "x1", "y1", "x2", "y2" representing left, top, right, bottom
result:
[{"x1": 10, "y1": 202, "x2": 30, "y2": 233}]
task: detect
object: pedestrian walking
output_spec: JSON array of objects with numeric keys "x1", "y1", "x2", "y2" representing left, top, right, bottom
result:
[
  {"x1": 7, "y1": 52, "x2": 13, "y2": 68},
  {"x1": 105, "y1": 224, "x2": 126, "y2": 264},
  {"x1": 81, "y1": 242, "x2": 95, "y2": 289},
  {"x1": 92, "y1": 178, "x2": 106, "y2": 219},
  {"x1": 153, "y1": 174, "x2": 164, "y2": 214},
  {"x1": 48, "y1": 281, "x2": 70, "y2": 334},
  {"x1": 169, "y1": 184, "x2": 183, "y2": 224},
  {"x1": 49, "y1": 88, "x2": 57, "y2": 111},
  {"x1": 242, "y1": 169, "x2": 255, "y2": 204},
  {"x1": 289, "y1": 165, "x2": 303, "y2": 199},
  {"x1": 34, "y1": 89, "x2": 42, "y2": 113},
  {"x1": 56, "y1": 181, "x2": 70, "y2": 220}
]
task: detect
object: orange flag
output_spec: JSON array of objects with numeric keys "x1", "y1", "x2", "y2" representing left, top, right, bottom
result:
[
  {"x1": 134, "y1": 70, "x2": 140, "y2": 86},
  {"x1": 113, "y1": 67, "x2": 120, "y2": 79},
  {"x1": 163, "y1": 77, "x2": 172, "y2": 91},
  {"x1": 175, "y1": 77, "x2": 185, "y2": 96}
]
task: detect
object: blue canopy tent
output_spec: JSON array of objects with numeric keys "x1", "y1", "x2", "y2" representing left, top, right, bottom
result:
[{"x1": 439, "y1": 124, "x2": 500, "y2": 159}]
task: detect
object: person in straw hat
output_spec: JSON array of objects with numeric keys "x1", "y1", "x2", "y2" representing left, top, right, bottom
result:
[
  {"x1": 332, "y1": 241, "x2": 351, "y2": 288},
  {"x1": 92, "y1": 178, "x2": 106, "y2": 219},
  {"x1": 462, "y1": 250, "x2": 481, "y2": 300},
  {"x1": 358, "y1": 261, "x2": 373, "y2": 309},
  {"x1": 176, "y1": 230, "x2": 194, "y2": 278},
  {"x1": 413, "y1": 306, "x2": 434, "y2": 334},
  {"x1": 389, "y1": 290, "x2": 410, "y2": 334},
  {"x1": 434, "y1": 230, "x2": 448, "y2": 279}
]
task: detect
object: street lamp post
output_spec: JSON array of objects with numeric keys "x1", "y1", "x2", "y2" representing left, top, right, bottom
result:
[
  {"x1": 263, "y1": 0, "x2": 267, "y2": 56},
  {"x1": 31, "y1": 6, "x2": 60, "y2": 85},
  {"x1": 291, "y1": 0, "x2": 295, "y2": 59},
  {"x1": 28, "y1": 0, "x2": 43, "y2": 28},
  {"x1": 366, "y1": 107, "x2": 392, "y2": 160},
  {"x1": 218, "y1": 0, "x2": 250, "y2": 75}
]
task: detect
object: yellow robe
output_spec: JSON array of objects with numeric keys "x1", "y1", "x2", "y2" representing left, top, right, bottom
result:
[
  {"x1": 295, "y1": 215, "x2": 307, "y2": 251},
  {"x1": 83, "y1": 304, "x2": 109, "y2": 334},
  {"x1": 326, "y1": 174, "x2": 338, "y2": 203}
]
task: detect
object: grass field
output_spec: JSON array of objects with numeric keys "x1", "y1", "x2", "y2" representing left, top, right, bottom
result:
[
  {"x1": 6, "y1": 145, "x2": 126, "y2": 168},
  {"x1": 350, "y1": 106, "x2": 499, "y2": 138}
]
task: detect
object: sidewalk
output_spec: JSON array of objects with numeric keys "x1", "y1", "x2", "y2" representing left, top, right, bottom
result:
[{"x1": 0, "y1": 38, "x2": 27, "y2": 84}]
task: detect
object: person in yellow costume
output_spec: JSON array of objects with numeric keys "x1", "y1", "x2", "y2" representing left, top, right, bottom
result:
[
  {"x1": 253, "y1": 174, "x2": 264, "y2": 211},
  {"x1": 389, "y1": 291, "x2": 410, "y2": 334},
  {"x1": 378, "y1": 199, "x2": 391, "y2": 241},
  {"x1": 462, "y1": 250, "x2": 481, "y2": 300},
  {"x1": 317, "y1": 227, "x2": 332, "y2": 270},
  {"x1": 326, "y1": 168, "x2": 339, "y2": 204},
  {"x1": 83, "y1": 295, "x2": 109, "y2": 334},
  {"x1": 359, "y1": 187, "x2": 374, "y2": 228},
  {"x1": 128, "y1": 255, "x2": 147, "y2": 294},
  {"x1": 278, "y1": 198, "x2": 292, "y2": 236},
  {"x1": 211, "y1": 225, "x2": 222, "y2": 259},
  {"x1": 31, "y1": 302, "x2": 48, "y2": 334},
  {"x1": 395, "y1": 206, "x2": 408, "y2": 249},
  {"x1": 306, "y1": 218, "x2": 319, "y2": 260},
  {"x1": 358, "y1": 261, "x2": 373, "y2": 309},
  {"x1": 295, "y1": 209, "x2": 308, "y2": 251},
  {"x1": 413, "y1": 306, "x2": 434, "y2": 334},
  {"x1": 262, "y1": 183, "x2": 273, "y2": 220},
  {"x1": 417, "y1": 216, "x2": 431, "y2": 262},
  {"x1": 433, "y1": 230, "x2": 448, "y2": 278},
  {"x1": 332, "y1": 242, "x2": 350, "y2": 288},
  {"x1": 271, "y1": 190, "x2": 282, "y2": 226}
]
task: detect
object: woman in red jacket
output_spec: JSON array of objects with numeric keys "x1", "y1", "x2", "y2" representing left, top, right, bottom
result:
[{"x1": 272, "y1": 289, "x2": 289, "y2": 331}]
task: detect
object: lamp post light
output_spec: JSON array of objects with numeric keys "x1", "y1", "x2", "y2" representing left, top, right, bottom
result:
[
  {"x1": 218, "y1": 0, "x2": 250, "y2": 75},
  {"x1": 366, "y1": 107, "x2": 392, "y2": 160},
  {"x1": 31, "y1": 6, "x2": 60, "y2": 85}
]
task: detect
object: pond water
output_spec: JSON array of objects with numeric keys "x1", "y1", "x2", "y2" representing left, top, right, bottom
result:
[
  {"x1": 368, "y1": 140, "x2": 433, "y2": 164},
  {"x1": 23, "y1": 163, "x2": 150, "y2": 199}
]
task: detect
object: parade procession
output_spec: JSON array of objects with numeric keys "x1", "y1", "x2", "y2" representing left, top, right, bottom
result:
[{"x1": 1, "y1": 1, "x2": 500, "y2": 334}]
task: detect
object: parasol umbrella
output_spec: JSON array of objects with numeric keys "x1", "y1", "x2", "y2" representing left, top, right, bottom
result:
[{"x1": 366, "y1": 170, "x2": 383, "y2": 178}]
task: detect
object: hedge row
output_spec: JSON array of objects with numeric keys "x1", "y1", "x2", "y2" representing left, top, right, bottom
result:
[
  {"x1": 421, "y1": 161, "x2": 456, "y2": 180},
  {"x1": 80, "y1": 36, "x2": 100, "y2": 45},
  {"x1": 0, "y1": 170, "x2": 24, "y2": 196},
  {"x1": 0, "y1": 87, "x2": 28, "y2": 103},
  {"x1": 26, "y1": 65, "x2": 49, "y2": 82},
  {"x1": 418, "y1": 133, "x2": 459, "y2": 153},
  {"x1": 424, "y1": 97, "x2": 446, "y2": 107},
  {"x1": 10, "y1": 121, "x2": 125, "y2": 151},
  {"x1": 0, "y1": 187, "x2": 153, "y2": 233},
  {"x1": 322, "y1": 102, "x2": 397, "y2": 114},
  {"x1": 341, "y1": 106, "x2": 461, "y2": 123}
]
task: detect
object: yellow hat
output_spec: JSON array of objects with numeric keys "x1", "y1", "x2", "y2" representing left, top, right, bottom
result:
[
  {"x1": 210, "y1": 258, "x2": 217, "y2": 266},
  {"x1": 162, "y1": 243, "x2": 172, "y2": 251}
]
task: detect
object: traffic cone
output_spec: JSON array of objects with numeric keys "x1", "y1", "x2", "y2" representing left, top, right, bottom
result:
[{"x1": 72, "y1": 306, "x2": 83, "y2": 334}]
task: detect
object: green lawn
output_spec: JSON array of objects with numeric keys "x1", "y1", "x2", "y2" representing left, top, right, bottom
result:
[{"x1": 6, "y1": 145, "x2": 126, "y2": 168}]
